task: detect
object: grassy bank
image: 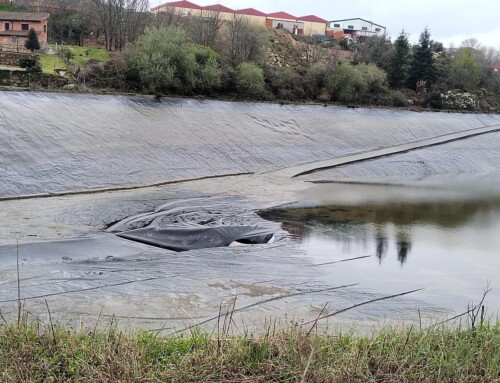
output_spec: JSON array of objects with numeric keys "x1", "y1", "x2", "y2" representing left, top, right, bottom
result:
[
  {"x1": 1, "y1": 321, "x2": 500, "y2": 382},
  {"x1": 39, "y1": 45, "x2": 110, "y2": 74}
]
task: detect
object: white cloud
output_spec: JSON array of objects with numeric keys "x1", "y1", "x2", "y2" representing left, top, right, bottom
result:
[{"x1": 436, "y1": 27, "x2": 500, "y2": 49}]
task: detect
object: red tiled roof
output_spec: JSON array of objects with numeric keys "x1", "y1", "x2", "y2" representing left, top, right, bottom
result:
[
  {"x1": 202, "y1": 4, "x2": 234, "y2": 13},
  {"x1": 236, "y1": 7, "x2": 266, "y2": 17},
  {"x1": 0, "y1": 11, "x2": 50, "y2": 21},
  {"x1": 266, "y1": 11, "x2": 297, "y2": 21},
  {"x1": 493, "y1": 61, "x2": 500, "y2": 70},
  {"x1": 151, "y1": 0, "x2": 201, "y2": 12},
  {"x1": 298, "y1": 14, "x2": 327, "y2": 23}
]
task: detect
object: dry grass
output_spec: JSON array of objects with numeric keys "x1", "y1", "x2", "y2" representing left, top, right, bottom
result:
[{"x1": 1, "y1": 317, "x2": 500, "y2": 383}]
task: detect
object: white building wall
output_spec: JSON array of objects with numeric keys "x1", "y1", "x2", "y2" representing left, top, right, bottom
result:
[{"x1": 329, "y1": 19, "x2": 385, "y2": 35}]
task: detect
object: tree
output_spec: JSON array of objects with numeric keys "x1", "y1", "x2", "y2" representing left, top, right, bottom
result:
[
  {"x1": 24, "y1": 29, "x2": 40, "y2": 52},
  {"x1": 388, "y1": 31, "x2": 411, "y2": 88},
  {"x1": 224, "y1": 14, "x2": 267, "y2": 67},
  {"x1": 327, "y1": 63, "x2": 367, "y2": 103},
  {"x1": 127, "y1": 26, "x2": 221, "y2": 94},
  {"x1": 449, "y1": 48, "x2": 482, "y2": 91},
  {"x1": 354, "y1": 35, "x2": 393, "y2": 71},
  {"x1": 235, "y1": 62, "x2": 265, "y2": 97},
  {"x1": 90, "y1": 0, "x2": 150, "y2": 51},
  {"x1": 407, "y1": 27, "x2": 436, "y2": 89}
]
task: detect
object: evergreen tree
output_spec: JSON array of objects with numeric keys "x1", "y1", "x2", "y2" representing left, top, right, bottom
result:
[
  {"x1": 388, "y1": 30, "x2": 411, "y2": 88},
  {"x1": 407, "y1": 27, "x2": 436, "y2": 89},
  {"x1": 24, "y1": 28, "x2": 40, "y2": 53}
]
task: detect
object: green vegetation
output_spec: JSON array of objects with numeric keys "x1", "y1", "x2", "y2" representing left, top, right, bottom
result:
[
  {"x1": 0, "y1": 3, "x2": 27, "y2": 11},
  {"x1": 39, "y1": 53, "x2": 66, "y2": 74},
  {"x1": 127, "y1": 26, "x2": 220, "y2": 95},
  {"x1": 1, "y1": 320, "x2": 499, "y2": 382},
  {"x1": 3, "y1": 0, "x2": 498, "y2": 109},
  {"x1": 24, "y1": 28, "x2": 41, "y2": 53},
  {"x1": 38, "y1": 44, "x2": 109, "y2": 74}
]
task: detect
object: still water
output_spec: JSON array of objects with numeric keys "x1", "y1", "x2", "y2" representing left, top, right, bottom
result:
[{"x1": 262, "y1": 195, "x2": 500, "y2": 315}]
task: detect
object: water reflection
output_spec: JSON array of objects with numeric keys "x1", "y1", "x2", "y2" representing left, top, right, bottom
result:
[
  {"x1": 262, "y1": 198, "x2": 500, "y2": 266},
  {"x1": 262, "y1": 196, "x2": 500, "y2": 312}
]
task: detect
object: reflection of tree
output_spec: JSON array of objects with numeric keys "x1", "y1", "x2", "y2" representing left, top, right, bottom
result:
[
  {"x1": 374, "y1": 226, "x2": 388, "y2": 263},
  {"x1": 396, "y1": 229, "x2": 412, "y2": 265}
]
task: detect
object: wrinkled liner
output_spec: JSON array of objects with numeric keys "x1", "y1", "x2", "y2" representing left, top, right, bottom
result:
[{"x1": 116, "y1": 226, "x2": 274, "y2": 252}]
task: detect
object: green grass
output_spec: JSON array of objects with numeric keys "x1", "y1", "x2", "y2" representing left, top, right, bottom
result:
[
  {"x1": 39, "y1": 53, "x2": 66, "y2": 74},
  {"x1": 39, "y1": 44, "x2": 110, "y2": 74},
  {"x1": 1, "y1": 321, "x2": 500, "y2": 382}
]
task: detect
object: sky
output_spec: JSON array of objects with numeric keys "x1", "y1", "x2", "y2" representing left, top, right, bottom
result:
[{"x1": 151, "y1": 0, "x2": 500, "y2": 48}]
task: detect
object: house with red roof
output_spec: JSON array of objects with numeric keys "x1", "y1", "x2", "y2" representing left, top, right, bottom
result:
[
  {"x1": 0, "y1": 11, "x2": 49, "y2": 52},
  {"x1": 493, "y1": 61, "x2": 500, "y2": 72},
  {"x1": 266, "y1": 12, "x2": 304, "y2": 35},
  {"x1": 201, "y1": 4, "x2": 234, "y2": 20},
  {"x1": 236, "y1": 8, "x2": 267, "y2": 26},
  {"x1": 151, "y1": 1, "x2": 329, "y2": 36},
  {"x1": 299, "y1": 15, "x2": 327, "y2": 35},
  {"x1": 151, "y1": 0, "x2": 202, "y2": 16}
]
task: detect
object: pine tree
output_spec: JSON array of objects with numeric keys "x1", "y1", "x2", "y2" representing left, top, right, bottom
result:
[
  {"x1": 24, "y1": 28, "x2": 40, "y2": 53},
  {"x1": 388, "y1": 30, "x2": 411, "y2": 88},
  {"x1": 407, "y1": 27, "x2": 436, "y2": 89}
]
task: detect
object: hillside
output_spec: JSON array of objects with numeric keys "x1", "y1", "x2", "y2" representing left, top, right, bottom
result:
[{"x1": 264, "y1": 29, "x2": 353, "y2": 69}]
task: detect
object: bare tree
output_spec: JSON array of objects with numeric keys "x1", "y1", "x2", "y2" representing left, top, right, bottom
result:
[
  {"x1": 195, "y1": 8, "x2": 223, "y2": 48},
  {"x1": 153, "y1": 6, "x2": 185, "y2": 28},
  {"x1": 224, "y1": 14, "x2": 267, "y2": 66},
  {"x1": 90, "y1": 0, "x2": 149, "y2": 51}
]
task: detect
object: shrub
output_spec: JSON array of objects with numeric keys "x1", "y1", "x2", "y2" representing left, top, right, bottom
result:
[
  {"x1": 441, "y1": 90, "x2": 477, "y2": 110},
  {"x1": 391, "y1": 90, "x2": 409, "y2": 106},
  {"x1": 19, "y1": 57, "x2": 41, "y2": 73},
  {"x1": 427, "y1": 91, "x2": 443, "y2": 109},
  {"x1": 357, "y1": 63, "x2": 389, "y2": 94},
  {"x1": 235, "y1": 62, "x2": 266, "y2": 98},
  {"x1": 328, "y1": 64, "x2": 367, "y2": 103}
]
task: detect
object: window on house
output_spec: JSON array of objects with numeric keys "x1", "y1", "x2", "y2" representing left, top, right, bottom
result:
[
  {"x1": 375, "y1": 28, "x2": 381, "y2": 32},
  {"x1": 10, "y1": 36, "x2": 17, "y2": 43},
  {"x1": 44, "y1": 25, "x2": 47, "y2": 33},
  {"x1": 347, "y1": 25, "x2": 354, "y2": 29},
  {"x1": 362, "y1": 26, "x2": 368, "y2": 31},
  {"x1": 333, "y1": 23, "x2": 340, "y2": 28},
  {"x1": 21, "y1": 23, "x2": 29, "y2": 31},
  {"x1": 4, "y1": 23, "x2": 9, "y2": 30}
]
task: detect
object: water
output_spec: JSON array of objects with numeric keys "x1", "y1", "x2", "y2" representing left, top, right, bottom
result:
[{"x1": 262, "y1": 194, "x2": 500, "y2": 314}]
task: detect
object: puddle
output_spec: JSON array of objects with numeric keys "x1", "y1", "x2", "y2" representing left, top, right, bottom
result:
[{"x1": 261, "y1": 196, "x2": 500, "y2": 313}]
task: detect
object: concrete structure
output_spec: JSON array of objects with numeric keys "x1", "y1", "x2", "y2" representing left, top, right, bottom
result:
[
  {"x1": 151, "y1": 0, "x2": 202, "y2": 16},
  {"x1": 266, "y1": 11, "x2": 304, "y2": 35},
  {"x1": 328, "y1": 18, "x2": 386, "y2": 39},
  {"x1": 236, "y1": 8, "x2": 267, "y2": 26},
  {"x1": 299, "y1": 15, "x2": 327, "y2": 35},
  {"x1": 0, "y1": 12, "x2": 49, "y2": 52}
]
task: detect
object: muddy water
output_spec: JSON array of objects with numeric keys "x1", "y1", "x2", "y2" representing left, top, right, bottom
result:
[{"x1": 262, "y1": 193, "x2": 500, "y2": 314}]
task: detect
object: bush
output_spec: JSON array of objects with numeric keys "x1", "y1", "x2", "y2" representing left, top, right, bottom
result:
[
  {"x1": 328, "y1": 64, "x2": 367, "y2": 103},
  {"x1": 19, "y1": 57, "x2": 41, "y2": 73},
  {"x1": 441, "y1": 90, "x2": 477, "y2": 110},
  {"x1": 127, "y1": 27, "x2": 222, "y2": 95},
  {"x1": 59, "y1": 47, "x2": 74, "y2": 64},
  {"x1": 304, "y1": 62, "x2": 330, "y2": 99},
  {"x1": 427, "y1": 91, "x2": 443, "y2": 109},
  {"x1": 235, "y1": 62, "x2": 266, "y2": 98},
  {"x1": 357, "y1": 63, "x2": 389, "y2": 94},
  {"x1": 391, "y1": 90, "x2": 409, "y2": 107}
]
